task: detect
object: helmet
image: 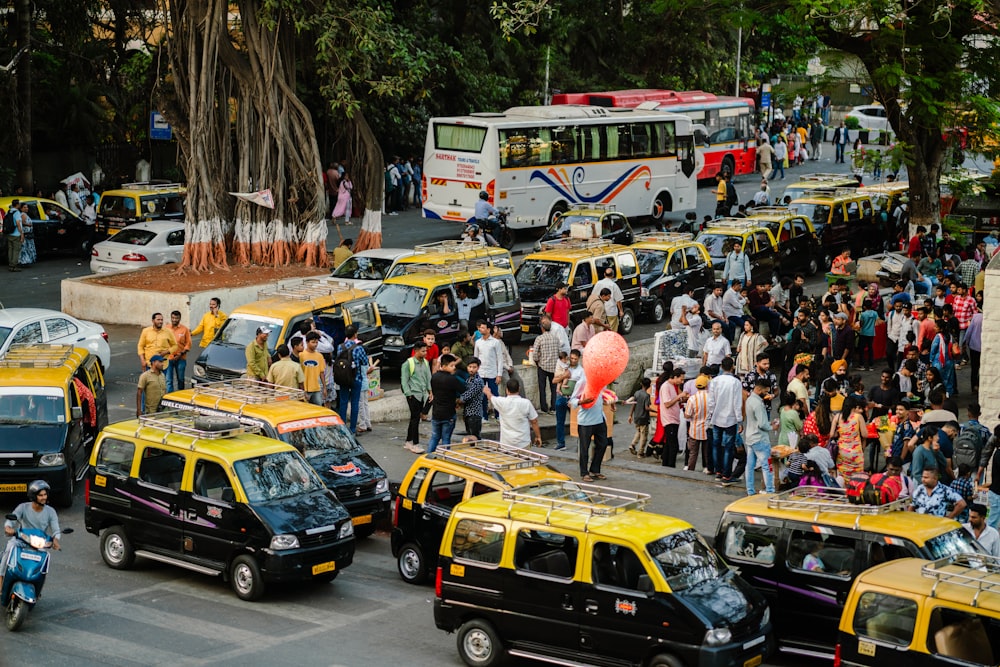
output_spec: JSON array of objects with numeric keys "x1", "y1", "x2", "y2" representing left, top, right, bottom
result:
[
  {"x1": 28, "y1": 479, "x2": 50, "y2": 502},
  {"x1": 479, "y1": 191, "x2": 489, "y2": 201}
]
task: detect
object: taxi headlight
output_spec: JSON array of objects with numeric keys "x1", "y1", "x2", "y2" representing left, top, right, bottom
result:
[
  {"x1": 705, "y1": 627, "x2": 732, "y2": 646},
  {"x1": 338, "y1": 521, "x2": 355, "y2": 539},
  {"x1": 39, "y1": 453, "x2": 65, "y2": 467},
  {"x1": 270, "y1": 534, "x2": 300, "y2": 550},
  {"x1": 375, "y1": 478, "x2": 390, "y2": 495},
  {"x1": 193, "y1": 364, "x2": 206, "y2": 378},
  {"x1": 761, "y1": 605, "x2": 770, "y2": 628},
  {"x1": 640, "y1": 287, "x2": 648, "y2": 297},
  {"x1": 385, "y1": 336, "x2": 404, "y2": 348}
]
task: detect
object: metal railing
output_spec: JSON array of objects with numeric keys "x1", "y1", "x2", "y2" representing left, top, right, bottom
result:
[{"x1": 0, "y1": 344, "x2": 76, "y2": 368}]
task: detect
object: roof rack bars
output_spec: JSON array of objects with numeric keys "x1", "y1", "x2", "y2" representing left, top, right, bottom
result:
[
  {"x1": 767, "y1": 486, "x2": 910, "y2": 530},
  {"x1": 922, "y1": 554, "x2": 1000, "y2": 607},
  {"x1": 432, "y1": 440, "x2": 549, "y2": 472},
  {"x1": 503, "y1": 481, "x2": 650, "y2": 532},
  {"x1": 0, "y1": 344, "x2": 76, "y2": 368}
]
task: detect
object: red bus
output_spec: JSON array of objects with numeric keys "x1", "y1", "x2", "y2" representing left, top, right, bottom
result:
[{"x1": 552, "y1": 89, "x2": 756, "y2": 179}]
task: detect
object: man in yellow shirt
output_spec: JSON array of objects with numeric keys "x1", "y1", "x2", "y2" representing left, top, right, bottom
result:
[
  {"x1": 245, "y1": 327, "x2": 271, "y2": 381},
  {"x1": 332, "y1": 238, "x2": 353, "y2": 269},
  {"x1": 715, "y1": 172, "x2": 729, "y2": 218},
  {"x1": 300, "y1": 331, "x2": 327, "y2": 405},
  {"x1": 191, "y1": 297, "x2": 226, "y2": 348},
  {"x1": 137, "y1": 313, "x2": 178, "y2": 372},
  {"x1": 266, "y1": 344, "x2": 305, "y2": 390}
]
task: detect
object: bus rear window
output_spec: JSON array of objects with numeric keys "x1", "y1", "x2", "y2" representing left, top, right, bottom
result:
[{"x1": 434, "y1": 124, "x2": 487, "y2": 152}]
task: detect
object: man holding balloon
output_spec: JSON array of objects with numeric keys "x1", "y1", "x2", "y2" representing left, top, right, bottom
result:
[{"x1": 571, "y1": 330, "x2": 630, "y2": 481}]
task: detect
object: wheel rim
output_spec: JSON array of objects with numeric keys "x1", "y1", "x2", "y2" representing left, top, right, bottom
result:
[
  {"x1": 809, "y1": 258, "x2": 818, "y2": 274},
  {"x1": 653, "y1": 301, "x2": 664, "y2": 322},
  {"x1": 399, "y1": 548, "x2": 421, "y2": 580},
  {"x1": 105, "y1": 534, "x2": 125, "y2": 564},
  {"x1": 622, "y1": 310, "x2": 633, "y2": 332},
  {"x1": 463, "y1": 628, "x2": 493, "y2": 662},
  {"x1": 652, "y1": 199, "x2": 664, "y2": 220},
  {"x1": 233, "y1": 562, "x2": 254, "y2": 595}
]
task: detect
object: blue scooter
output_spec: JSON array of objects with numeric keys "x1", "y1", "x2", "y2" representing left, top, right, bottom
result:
[{"x1": 2, "y1": 514, "x2": 72, "y2": 631}]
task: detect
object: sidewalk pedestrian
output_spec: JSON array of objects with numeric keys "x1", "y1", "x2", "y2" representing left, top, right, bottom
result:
[
  {"x1": 485, "y1": 378, "x2": 541, "y2": 449},
  {"x1": 533, "y1": 320, "x2": 561, "y2": 414},
  {"x1": 136, "y1": 356, "x2": 166, "y2": 417},
  {"x1": 554, "y1": 349, "x2": 584, "y2": 450},
  {"x1": 401, "y1": 341, "x2": 431, "y2": 453},
  {"x1": 166, "y1": 310, "x2": 191, "y2": 393},
  {"x1": 684, "y1": 375, "x2": 711, "y2": 471},
  {"x1": 137, "y1": 312, "x2": 179, "y2": 372},
  {"x1": 658, "y1": 369, "x2": 688, "y2": 467},
  {"x1": 427, "y1": 354, "x2": 464, "y2": 453},
  {"x1": 745, "y1": 378, "x2": 777, "y2": 496},
  {"x1": 570, "y1": 375, "x2": 609, "y2": 482},
  {"x1": 266, "y1": 344, "x2": 305, "y2": 390},
  {"x1": 473, "y1": 321, "x2": 504, "y2": 419},
  {"x1": 336, "y1": 325, "x2": 369, "y2": 434},
  {"x1": 192, "y1": 297, "x2": 226, "y2": 351},
  {"x1": 709, "y1": 357, "x2": 743, "y2": 484},
  {"x1": 627, "y1": 378, "x2": 653, "y2": 457},
  {"x1": 300, "y1": 332, "x2": 327, "y2": 406},
  {"x1": 460, "y1": 357, "x2": 485, "y2": 439}
]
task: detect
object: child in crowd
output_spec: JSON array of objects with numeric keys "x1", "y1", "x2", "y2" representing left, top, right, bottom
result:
[
  {"x1": 460, "y1": 357, "x2": 485, "y2": 439},
  {"x1": 627, "y1": 378, "x2": 653, "y2": 457}
]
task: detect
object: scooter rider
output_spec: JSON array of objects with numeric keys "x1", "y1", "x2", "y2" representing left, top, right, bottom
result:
[
  {"x1": 474, "y1": 190, "x2": 499, "y2": 224},
  {"x1": 1, "y1": 481, "x2": 61, "y2": 590}
]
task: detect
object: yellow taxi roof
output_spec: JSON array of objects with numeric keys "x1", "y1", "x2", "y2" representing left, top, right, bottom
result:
[
  {"x1": 700, "y1": 223, "x2": 772, "y2": 238},
  {"x1": 396, "y1": 244, "x2": 511, "y2": 265},
  {"x1": 0, "y1": 196, "x2": 65, "y2": 211},
  {"x1": 860, "y1": 182, "x2": 910, "y2": 194},
  {"x1": 455, "y1": 490, "x2": 693, "y2": 544},
  {"x1": 786, "y1": 176, "x2": 858, "y2": 187},
  {"x1": 381, "y1": 264, "x2": 513, "y2": 289},
  {"x1": 854, "y1": 558, "x2": 1000, "y2": 613},
  {"x1": 723, "y1": 494, "x2": 961, "y2": 546},
  {"x1": 791, "y1": 190, "x2": 871, "y2": 204},
  {"x1": 162, "y1": 388, "x2": 339, "y2": 427},
  {"x1": 232, "y1": 290, "x2": 369, "y2": 321},
  {"x1": 101, "y1": 184, "x2": 186, "y2": 195},
  {"x1": 746, "y1": 207, "x2": 804, "y2": 222},
  {"x1": 101, "y1": 418, "x2": 294, "y2": 460},
  {"x1": 524, "y1": 242, "x2": 633, "y2": 261},
  {"x1": 0, "y1": 345, "x2": 89, "y2": 388}
]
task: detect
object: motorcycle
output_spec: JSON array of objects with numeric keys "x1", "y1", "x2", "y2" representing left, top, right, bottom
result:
[
  {"x1": 468, "y1": 209, "x2": 514, "y2": 250},
  {"x1": 2, "y1": 514, "x2": 72, "y2": 631}
]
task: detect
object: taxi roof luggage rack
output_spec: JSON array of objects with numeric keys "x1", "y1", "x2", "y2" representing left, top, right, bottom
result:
[
  {"x1": 707, "y1": 217, "x2": 762, "y2": 230},
  {"x1": 632, "y1": 231, "x2": 694, "y2": 243},
  {"x1": 0, "y1": 343, "x2": 76, "y2": 368},
  {"x1": 503, "y1": 481, "x2": 650, "y2": 532},
  {"x1": 399, "y1": 257, "x2": 494, "y2": 276},
  {"x1": 566, "y1": 203, "x2": 617, "y2": 213},
  {"x1": 798, "y1": 173, "x2": 856, "y2": 181},
  {"x1": 136, "y1": 409, "x2": 259, "y2": 444},
  {"x1": 257, "y1": 278, "x2": 358, "y2": 301},
  {"x1": 412, "y1": 239, "x2": 487, "y2": 253},
  {"x1": 767, "y1": 486, "x2": 910, "y2": 530},
  {"x1": 922, "y1": 554, "x2": 1000, "y2": 607},
  {"x1": 748, "y1": 206, "x2": 798, "y2": 217},
  {"x1": 191, "y1": 379, "x2": 305, "y2": 411},
  {"x1": 120, "y1": 181, "x2": 184, "y2": 190},
  {"x1": 431, "y1": 440, "x2": 549, "y2": 472},
  {"x1": 538, "y1": 238, "x2": 614, "y2": 252},
  {"x1": 800, "y1": 187, "x2": 860, "y2": 198}
]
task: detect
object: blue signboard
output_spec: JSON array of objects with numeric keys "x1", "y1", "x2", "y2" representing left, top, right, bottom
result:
[
  {"x1": 150, "y1": 112, "x2": 172, "y2": 141},
  {"x1": 761, "y1": 92, "x2": 771, "y2": 109}
]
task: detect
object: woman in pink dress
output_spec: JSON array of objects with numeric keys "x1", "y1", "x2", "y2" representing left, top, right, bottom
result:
[
  {"x1": 831, "y1": 395, "x2": 866, "y2": 479},
  {"x1": 332, "y1": 171, "x2": 353, "y2": 224}
]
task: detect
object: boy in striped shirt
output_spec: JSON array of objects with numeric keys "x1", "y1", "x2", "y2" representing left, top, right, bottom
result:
[{"x1": 684, "y1": 375, "x2": 712, "y2": 473}]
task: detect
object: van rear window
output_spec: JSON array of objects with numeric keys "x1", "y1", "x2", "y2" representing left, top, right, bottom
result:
[
  {"x1": 434, "y1": 124, "x2": 487, "y2": 152},
  {"x1": 452, "y1": 518, "x2": 504, "y2": 566}
]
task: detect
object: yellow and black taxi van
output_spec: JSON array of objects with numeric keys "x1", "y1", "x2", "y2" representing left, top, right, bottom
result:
[
  {"x1": 436, "y1": 481, "x2": 774, "y2": 667},
  {"x1": 781, "y1": 173, "x2": 861, "y2": 203},
  {"x1": 0, "y1": 344, "x2": 108, "y2": 507},
  {"x1": 695, "y1": 219, "x2": 779, "y2": 286},
  {"x1": 162, "y1": 380, "x2": 391, "y2": 535},
  {"x1": 515, "y1": 238, "x2": 641, "y2": 335},
  {"x1": 835, "y1": 555, "x2": 1000, "y2": 667},
  {"x1": 193, "y1": 279, "x2": 382, "y2": 383},
  {"x1": 746, "y1": 206, "x2": 823, "y2": 276},
  {"x1": 533, "y1": 203, "x2": 635, "y2": 250},
  {"x1": 714, "y1": 487, "x2": 983, "y2": 657},
  {"x1": 374, "y1": 260, "x2": 521, "y2": 367},
  {"x1": 384, "y1": 240, "x2": 513, "y2": 279},
  {"x1": 789, "y1": 188, "x2": 882, "y2": 268},
  {"x1": 391, "y1": 440, "x2": 570, "y2": 584},
  {"x1": 85, "y1": 411, "x2": 356, "y2": 601},
  {"x1": 630, "y1": 232, "x2": 714, "y2": 323},
  {"x1": 96, "y1": 182, "x2": 186, "y2": 237}
]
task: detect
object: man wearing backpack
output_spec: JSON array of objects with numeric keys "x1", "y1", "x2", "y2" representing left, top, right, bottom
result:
[
  {"x1": 5, "y1": 199, "x2": 22, "y2": 272},
  {"x1": 954, "y1": 403, "x2": 990, "y2": 477},
  {"x1": 335, "y1": 325, "x2": 368, "y2": 435}
]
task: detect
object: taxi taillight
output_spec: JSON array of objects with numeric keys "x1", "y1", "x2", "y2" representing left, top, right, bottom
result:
[
  {"x1": 833, "y1": 642, "x2": 841, "y2": 667},
  {"x1": 392, "y1": 496, "x2": 401, "y2": 527},
  {"x1": 84, "y1": 478, "x2": 90, "y2": 506},
  {"x1": 435, "y1": 566, "x2": 443, "y2": 597}
]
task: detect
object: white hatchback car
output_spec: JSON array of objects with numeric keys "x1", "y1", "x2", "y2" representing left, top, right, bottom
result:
[
  {"x1": 845, "y1": 105, "x2": 890, "y2": 132},
  {"x1": 90, "y1": 221, "x2": 185, "y2": 273},
  {"x1": 0, "y1": 308, "x2": 111, "y2": 369},
  {"x1": 329, "y1": 248, "x2": 413, "y2": 292}
]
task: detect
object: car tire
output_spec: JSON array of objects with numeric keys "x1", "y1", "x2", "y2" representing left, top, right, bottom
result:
[
  {"x1": 619, "y1": 308, "x2": 635, "y2": 335},
  {"x1": 456, "y1": 618, "x2": 506, "y2": 667},
  {"x1": 807, "y1": 257, "x2": 819, "y2": 276},
  {"x1": 651, "y1": 299, "x2": 666, "y2": 323},
  {"x1": 230, "y1": 554, "x2": 265, "y2": 601},
  {"x1": 194, "y1": 416, "x2": 242, "y2": 432},
  {"x1": 100, "y1": 526, "x2": 136, "y2": 570},
  {"x1": 648, "y1": 654, "x2": 683, "y2": 667},
  {"x1": 397, "y1": 541, "x2": 427, "y2": 584}
]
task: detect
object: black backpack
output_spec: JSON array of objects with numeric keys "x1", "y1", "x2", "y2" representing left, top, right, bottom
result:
[
  {"x1": 333, "y1": 342, "x2": 357, "y2": 387},
  {"x1": 725, "y1": 178, "x2": 738, "y2": 208},
  {"x1": 953, "y1": 425, "x2": 987, "y2": 471},
  {"x1": 2, "y1": 212, "x2": 13, "y2": 235}
]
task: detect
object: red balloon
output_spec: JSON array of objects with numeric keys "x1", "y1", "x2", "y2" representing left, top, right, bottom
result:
[{"x1": 580, "y1": 331, "x2": 630, "y2": 405}]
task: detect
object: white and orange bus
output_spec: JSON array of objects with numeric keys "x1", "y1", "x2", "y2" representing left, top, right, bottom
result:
[
  {"x1": 552, "y1": 89, "x2": 757, "y2": 180},
  {"x1": 421, "y1": 105, "x2": 701, "y2": 230}
]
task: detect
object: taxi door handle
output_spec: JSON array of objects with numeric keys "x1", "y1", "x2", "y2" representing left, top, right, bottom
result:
[
  {"x1": 562, "y1": 594, "x2": 575, "y2": 611},
  {"x1": 584, "y1": 600, "x2": 599, "y2": 615}
]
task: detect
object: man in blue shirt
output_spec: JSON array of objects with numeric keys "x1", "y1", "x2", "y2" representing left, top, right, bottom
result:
[
  {"x1": 474, "y1": 191, "x2": 498, "y2": 222},
  {"x1": 570, "y1": 375, "x2": 609, "y2": 482},
  {"x1": 336, "y1": 325, "x2": 369, "y2": 435},
  {"x1": 911, "y1": 467, "x2": 966, "y2": 518}
]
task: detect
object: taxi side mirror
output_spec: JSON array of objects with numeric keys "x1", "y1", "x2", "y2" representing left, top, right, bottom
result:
[
  {"x1": 71, "y1": 406, "x2": 83, "y2": 420},
  {"x1": 221, "y1": 487, "x2": 235, "y2": 504},
  {"x1": 637, "y1": 574, "x2": 654, "y2": 594}
]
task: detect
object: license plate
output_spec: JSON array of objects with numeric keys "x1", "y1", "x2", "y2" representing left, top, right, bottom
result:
[
  {"x1": 0, "y1": 484, "x2": 27, "y2": 493},
  {"x1": 99, "y1": 266, "x2": 115, "y2": 273},
  {"x1": 351, "y1": 514, "x2": 372, "y2": 526},
  {"x1": 743, "y1": 656, "x2": 762, "y2": 667},
  {"x1": 312, "y1": 561, "x2": 336, "y2": 575}
]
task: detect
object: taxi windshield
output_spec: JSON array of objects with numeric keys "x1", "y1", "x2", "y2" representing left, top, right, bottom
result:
[
  {"x1": 215, "y1": 316, "x2": 281, "y2": 350},
  {"x1": 515, "y1": 260, "x2": 570, "y2": 286},
  {"x1": 234, "y1": 451, "x2": 324, "y2": 502},
  {"x1": 278, "y1": 423, "x2": 360, "y2": 458},
  {"x1": 374, "y1": 283, "x2": 427, "y2": 318},
  {"x1": 793, "y1": 203, "x2": 831, "y2": 229},
  {"x1": 923, "y1": 527, "x2": 983, "y2": 559},
  {"x1": 635, "y1": 249, "x2": 666, "y2": 276},
  {"x1": 647, "y1": 528, "x2": 727, "y2": 592},
  {"x1": 333, "y1": 255, "x2": 394, "y2": 280},
  {"x1": 0, "y1": 388, "x2": 65, "y2": 424},
  {"x1": 696, "y1": 233, "x2": 741, "y2": 259}
]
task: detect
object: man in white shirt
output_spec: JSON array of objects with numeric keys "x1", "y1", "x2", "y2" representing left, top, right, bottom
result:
[
  {"x1": 722, "y1": 280, "x2": 748, "y2": 340},
  {"x1": 67, "y1": 183, "x2": 84, "y2": 216},
  {"x1": 455, "y1": 283, "x2": 485, "y2": 327},
  {"x1": 703, "y1": 283, "x2": 726, "y2": 329},
  {"x1": 541, "y1": 314, "x2": 570, "y2": 355},
  {"x1": 679, "y1": 303, "x2": 704, "y2": 358},
  {"x1": 707, "y1": 357, "x2": 743, "y2": 484},
  {"x1": 473, "y1": 320, "x2": 505, "y2": 418},
  {"x1": 702, "y1": 322, "x2": 731, "y2": 368},
  {"x1": 670, "y1": 286, "x2": 698, "y2": 331},
  {"x1": 485, "y1": 378, "x2": 541, "y2": 448},
  {"x1": 589, "y1": 268, "x2": 624, "y2": 332},
  {"x1": 964, "y1": 503, "x2": 1000, "y2": 556}
]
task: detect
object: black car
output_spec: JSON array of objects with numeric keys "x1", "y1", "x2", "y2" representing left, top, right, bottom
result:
[
  {"x1": 632, "y1": 234, "x2": 715, "y2": 322},
  {"x1": 533, "y1": 206, "x2": 634, "y2": 251},
  {"x1": 746, "y1": 209, "x2": 823, "y2": 276},
  {"x1": 5, "y1": 197, "x2": 88, "y2": 258}
]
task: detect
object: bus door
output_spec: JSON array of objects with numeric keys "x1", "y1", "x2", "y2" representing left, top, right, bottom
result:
[{"x1": 677, "y1": 136, "x2": 696, "y2": 178}]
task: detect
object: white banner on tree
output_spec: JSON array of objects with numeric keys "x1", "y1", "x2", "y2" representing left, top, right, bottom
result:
[{"x1": 230, "y1": 188, "x2": 275, "y2": 209}]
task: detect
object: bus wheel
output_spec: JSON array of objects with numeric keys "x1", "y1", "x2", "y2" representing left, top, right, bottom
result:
[
  {"x1": 548, "y1": 202, "x2": 567, "y2": 228},
  {"x1": 722, "y1": 154, "x2": 736, "y2": 177},
  {"x1": 651, "y1": 192, "x2": 672, "y2": 222}
]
